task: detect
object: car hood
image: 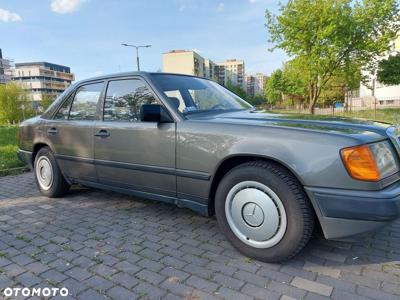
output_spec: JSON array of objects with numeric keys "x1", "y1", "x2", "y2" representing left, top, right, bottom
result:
[{"x1": 191, "y1": 109, "x2": 392, "y2": 141}]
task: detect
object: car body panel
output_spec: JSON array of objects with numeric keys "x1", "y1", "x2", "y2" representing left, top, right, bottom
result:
[
  {"x1": 46, "y1": 119, "x2": 96, "y2": 181},
  {"x1": 94, "y1": 121, "x2": 176, "y2": 197}
]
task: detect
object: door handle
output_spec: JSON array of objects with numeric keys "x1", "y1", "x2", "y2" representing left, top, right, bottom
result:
[
  {"x1": 94, "y1": 129, "x2": 110, "y2": 138},
  {"x1": 47, "y1": 127, "x2": 58, "y2": 135}
]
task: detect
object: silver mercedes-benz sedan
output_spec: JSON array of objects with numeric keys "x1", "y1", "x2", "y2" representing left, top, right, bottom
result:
[{"x1": 17, "y1": 72, "x2": 400, "y2": 262}]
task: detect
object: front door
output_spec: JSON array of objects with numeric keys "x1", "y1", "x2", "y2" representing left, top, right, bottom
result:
[
  {"x1": 44, "y1": 81, "x2": 104, "y2": 181},
  {"x1": 94, "y1": 77, "x2": 176, "y2": 197}
]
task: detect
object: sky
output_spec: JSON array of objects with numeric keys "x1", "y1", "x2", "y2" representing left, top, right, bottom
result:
[{"x1": 0, "y1": 0, "x2": 288, "y2": 81}]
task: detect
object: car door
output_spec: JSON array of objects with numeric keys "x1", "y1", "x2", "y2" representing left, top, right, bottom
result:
[
  {"x1": 44, "y1": 81, "x2": 104, "y2": 181},
  {"x1": 93, "y1": 77, "x2": 176, "y2": 198}
]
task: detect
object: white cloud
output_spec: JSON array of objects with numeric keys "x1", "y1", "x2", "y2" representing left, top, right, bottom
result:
[
  {"x1": 217, "y1": 2, "x2": 224, "y2": 12},
  {"x1": 51, "y1": 0, "x2": 86, "y2": 14},
  {"x1": 248, "y1": 0, "x2": 257, "y2": 3},
  {"x1": 177, "y1": 0, "x2": 198, "y2": 12},
  {"x1": 0, "y1": 8, "x2": 22, "y2": 22}
]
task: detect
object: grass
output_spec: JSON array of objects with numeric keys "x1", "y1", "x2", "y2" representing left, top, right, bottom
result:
[
  {"x1": 0, "y1": 126, "x2": 26, "y2": 176},
  {"x1": 335, "y1": 108, "x2": 400, "y2": 124},
  {"x1": 270, "y1": 108, "x2": 400, "y2": 124}
]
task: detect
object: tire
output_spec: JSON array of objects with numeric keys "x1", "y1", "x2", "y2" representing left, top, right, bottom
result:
[
  {"x1": 34, "y1": 147, "x2": 70, "y2": 198},
  {"x1": 215, "y1": 161, "x2": 314, "y2": 262}
]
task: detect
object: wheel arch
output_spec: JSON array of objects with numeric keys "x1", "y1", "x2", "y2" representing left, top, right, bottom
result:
[
  {"x1": 32, "y1": 142, "x2": 51, "y2": 166},
  {"x1": 208, "y1": 154, "x2": 306, "y2": 216}
]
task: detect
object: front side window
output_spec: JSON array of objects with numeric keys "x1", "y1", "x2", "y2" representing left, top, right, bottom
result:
[
  {"x1": 54, "y1": 94, "x2": 73, "y2": 120},
  {"x1": 103, "y1": 79, "x2": 157, "y2": 122},
  {"x1": 69, "y1": 82, "x2": 103, "y2": 121},
  {"x1": 151, "y1": 74, "x2": 252, "y2": 117}
]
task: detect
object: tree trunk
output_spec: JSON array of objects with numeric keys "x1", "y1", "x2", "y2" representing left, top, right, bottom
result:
[
  {"x1": 309, "y1": 103, "x2": 315, "y2": 114},
  {"x1": 308, "y1": 84, "x2": 319, "y2": 115}
]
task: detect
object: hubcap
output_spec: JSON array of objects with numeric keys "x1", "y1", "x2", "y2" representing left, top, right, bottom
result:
[
  {"x1": 35, "y1": 156, "x2": 53, "y2": 191},
  {"x1": 242, "y1": 202, "x2": 264, "y2": 227},
  {"x1": 225, "y1": 181, "x2": 287, "y2": 248}
]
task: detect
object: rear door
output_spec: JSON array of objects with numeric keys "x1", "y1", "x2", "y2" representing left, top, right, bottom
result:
[
  {"x1": 93, "y1": 77, "x2": 176, "y2": 197},
  {"x1": 45, "y1": 81, "x2": 104, "y2": 181}
]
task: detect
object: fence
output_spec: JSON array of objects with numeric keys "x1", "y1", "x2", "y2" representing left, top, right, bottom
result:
[{"x1": 273, "y1": 96, "x2": 400, "y2": 116}]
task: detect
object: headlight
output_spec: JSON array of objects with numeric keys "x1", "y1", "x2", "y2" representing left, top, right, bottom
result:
[
  {"x1": 369, "y1": 141, "x2": 399, "y2": 178},
  {"x1": 341, "y1": 141, "x2": 399, "y2": 182}
]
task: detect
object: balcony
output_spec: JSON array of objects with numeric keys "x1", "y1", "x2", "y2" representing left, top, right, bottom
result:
[{"x1": 39, "y1": 68, "x2": 74, "y2": 81}]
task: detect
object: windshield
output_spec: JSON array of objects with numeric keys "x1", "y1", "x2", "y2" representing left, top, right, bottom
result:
[{"x1": 151, "y1": 74, "x2": 252, "y2": 116}]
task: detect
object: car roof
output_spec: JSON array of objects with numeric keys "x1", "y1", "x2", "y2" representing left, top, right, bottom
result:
[{"x1": 74, "y1": 71, "x2": 209, "y2": 85}]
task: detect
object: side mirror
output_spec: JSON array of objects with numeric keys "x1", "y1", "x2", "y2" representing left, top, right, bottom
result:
[{"x1": 140, "y1": 104, "x2": 173, "y2": 123}]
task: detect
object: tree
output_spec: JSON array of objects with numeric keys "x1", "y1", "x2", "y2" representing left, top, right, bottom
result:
[
  {"x1": 266, "y1": 0, "x2": 400, "y2": 114},
  {"x1": 0, "y1": 82, "x2": 32, "y2": 124},
  {"x1": 247, "y1": 94, "x2": 266, "y2": 106},
  {"x1": 281, "y1": 58, "x2": 308, "y2": 105},
  {"x1": 377, "y1": 54, "x2": 400, "y2": 85},
  {"x1": 225, "y1": 81, "x2": 248, "y2": 100},
  {"x1": 40, "y1": 94, "x2": 56, "y2": 111},
  {"x1": 265, "y1": 69, "x2": 285, "y2": 104}
]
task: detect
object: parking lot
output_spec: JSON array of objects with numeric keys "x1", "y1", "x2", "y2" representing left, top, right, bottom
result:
[{"x1": 0, "y1": 172, "x2": 399, "y2": 299}]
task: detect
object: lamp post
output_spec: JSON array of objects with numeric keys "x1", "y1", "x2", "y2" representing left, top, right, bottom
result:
[{"x1": 121, "y1": 43, "x2": 151, "y2": 71}]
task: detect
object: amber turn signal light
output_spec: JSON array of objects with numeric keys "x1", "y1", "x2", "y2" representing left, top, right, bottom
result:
[{"x1": 341, "y1": 145, "x2": 380, "y2": 181}]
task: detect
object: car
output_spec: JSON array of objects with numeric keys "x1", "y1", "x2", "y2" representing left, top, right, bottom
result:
[{"x1": 17, "y1": 72, "x2": 400, "y2": 262}]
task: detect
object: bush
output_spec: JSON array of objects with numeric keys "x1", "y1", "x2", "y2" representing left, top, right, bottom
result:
[{"x1": 0, "y1": 83, "x2": 34, "y2": 125}]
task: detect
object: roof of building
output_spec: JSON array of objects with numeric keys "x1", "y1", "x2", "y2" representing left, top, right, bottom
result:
[
  {"x1": 164, "y1": 50, "x2": 192, "y2": 54},
  {"x1": 15, "y1": 62, "x2": 71, "y2": 73}
]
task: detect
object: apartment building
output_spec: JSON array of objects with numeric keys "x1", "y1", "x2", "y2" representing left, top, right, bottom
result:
[
  {"x1": 204, "y1": 59, "x2": 216, "y2": 80},
  {"x1": 0, "y1": 49, "x2": 12, "y2": 84},
  {"x1": 347, "y1": 36, "x2": 400, "y2": 108},
  {"x1": 162, "y1": 50, "x2": 245, "y2": 88},
  {"x1": 215, "y1": 59, "x2": 245, "y2": 87},
  {"x1": 162, "y1": 50, "x2": 207, "y2": 77},
  {"x1": 245, "y1": 73, "x2": 268, "y2": 97},
  {"x1": 12, "y1": 62, "x2": 75, "y2": 107}
]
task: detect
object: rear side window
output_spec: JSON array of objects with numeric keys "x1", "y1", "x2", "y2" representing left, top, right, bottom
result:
[
  {"x1": 103, "y1": 79, "x2": 158, "y2": 122},
  {"x1": 69, "y1": 82, "x2": 103, "y2": 121},
  {"x1": 54, "y1": 94, "x2": 73, "y2": 120}
]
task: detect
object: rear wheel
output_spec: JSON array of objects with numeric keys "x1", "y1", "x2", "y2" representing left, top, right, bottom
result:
[
  {"x1": 34, "y1": 147, "x2": 70, "y2": 197},
  {"x1": 215, "y1": 161, "x2": 314, "y2": 262}
]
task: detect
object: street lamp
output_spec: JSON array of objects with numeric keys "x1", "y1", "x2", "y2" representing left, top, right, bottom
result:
[{"x1": 121, "y1": 43, "x2": 151, "y2": 71}]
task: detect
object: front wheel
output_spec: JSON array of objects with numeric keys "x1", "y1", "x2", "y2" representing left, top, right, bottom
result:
[
  {"x1": 215, "y1": 161, "x2": 314, "y2": 262},
  {"x1": 34, "y1": 147, "x2": 70, "y2": 198}
]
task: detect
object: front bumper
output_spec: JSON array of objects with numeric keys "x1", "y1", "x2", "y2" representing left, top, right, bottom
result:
[
  {"x1": 17, "y1": 149, "x2": 33, "y2": 170},
  {"x1": 305, "y1": 182, "x2": 400, "y2": 239}
]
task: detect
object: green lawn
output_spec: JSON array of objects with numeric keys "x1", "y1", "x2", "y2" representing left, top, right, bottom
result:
[
  {"x1": 270, "y1": 108, "x2": 400, "y2": 124},
  {"x1": 0, "y1": 126, "x2": 25, "y2": 175},
  {"x1": 335, "y1": 108, "x2": 400, "y2": 124}
]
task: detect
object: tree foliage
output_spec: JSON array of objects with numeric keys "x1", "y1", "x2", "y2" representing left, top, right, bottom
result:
[
  {"x1": 265, "y1": 69, "x2": 285, "y2": 104},
  {"x1": 377, "y1": 54, "x2": 400, "y2": 85},
  {"x1": 0, "y1": 83, "x2": 33, "y2": 124},
  {"x1": 40, "y1": 94, "x2": 56, "y2": 111},
  {"x1": 225, "y1": 81, "x2": 248, "y2": 100},
  {"x1": 247, "y1": 94, "x2": 266, "y2": 106},
  {"x1": 266, "y1": 0, "x2": 400, "y2": 113}
]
